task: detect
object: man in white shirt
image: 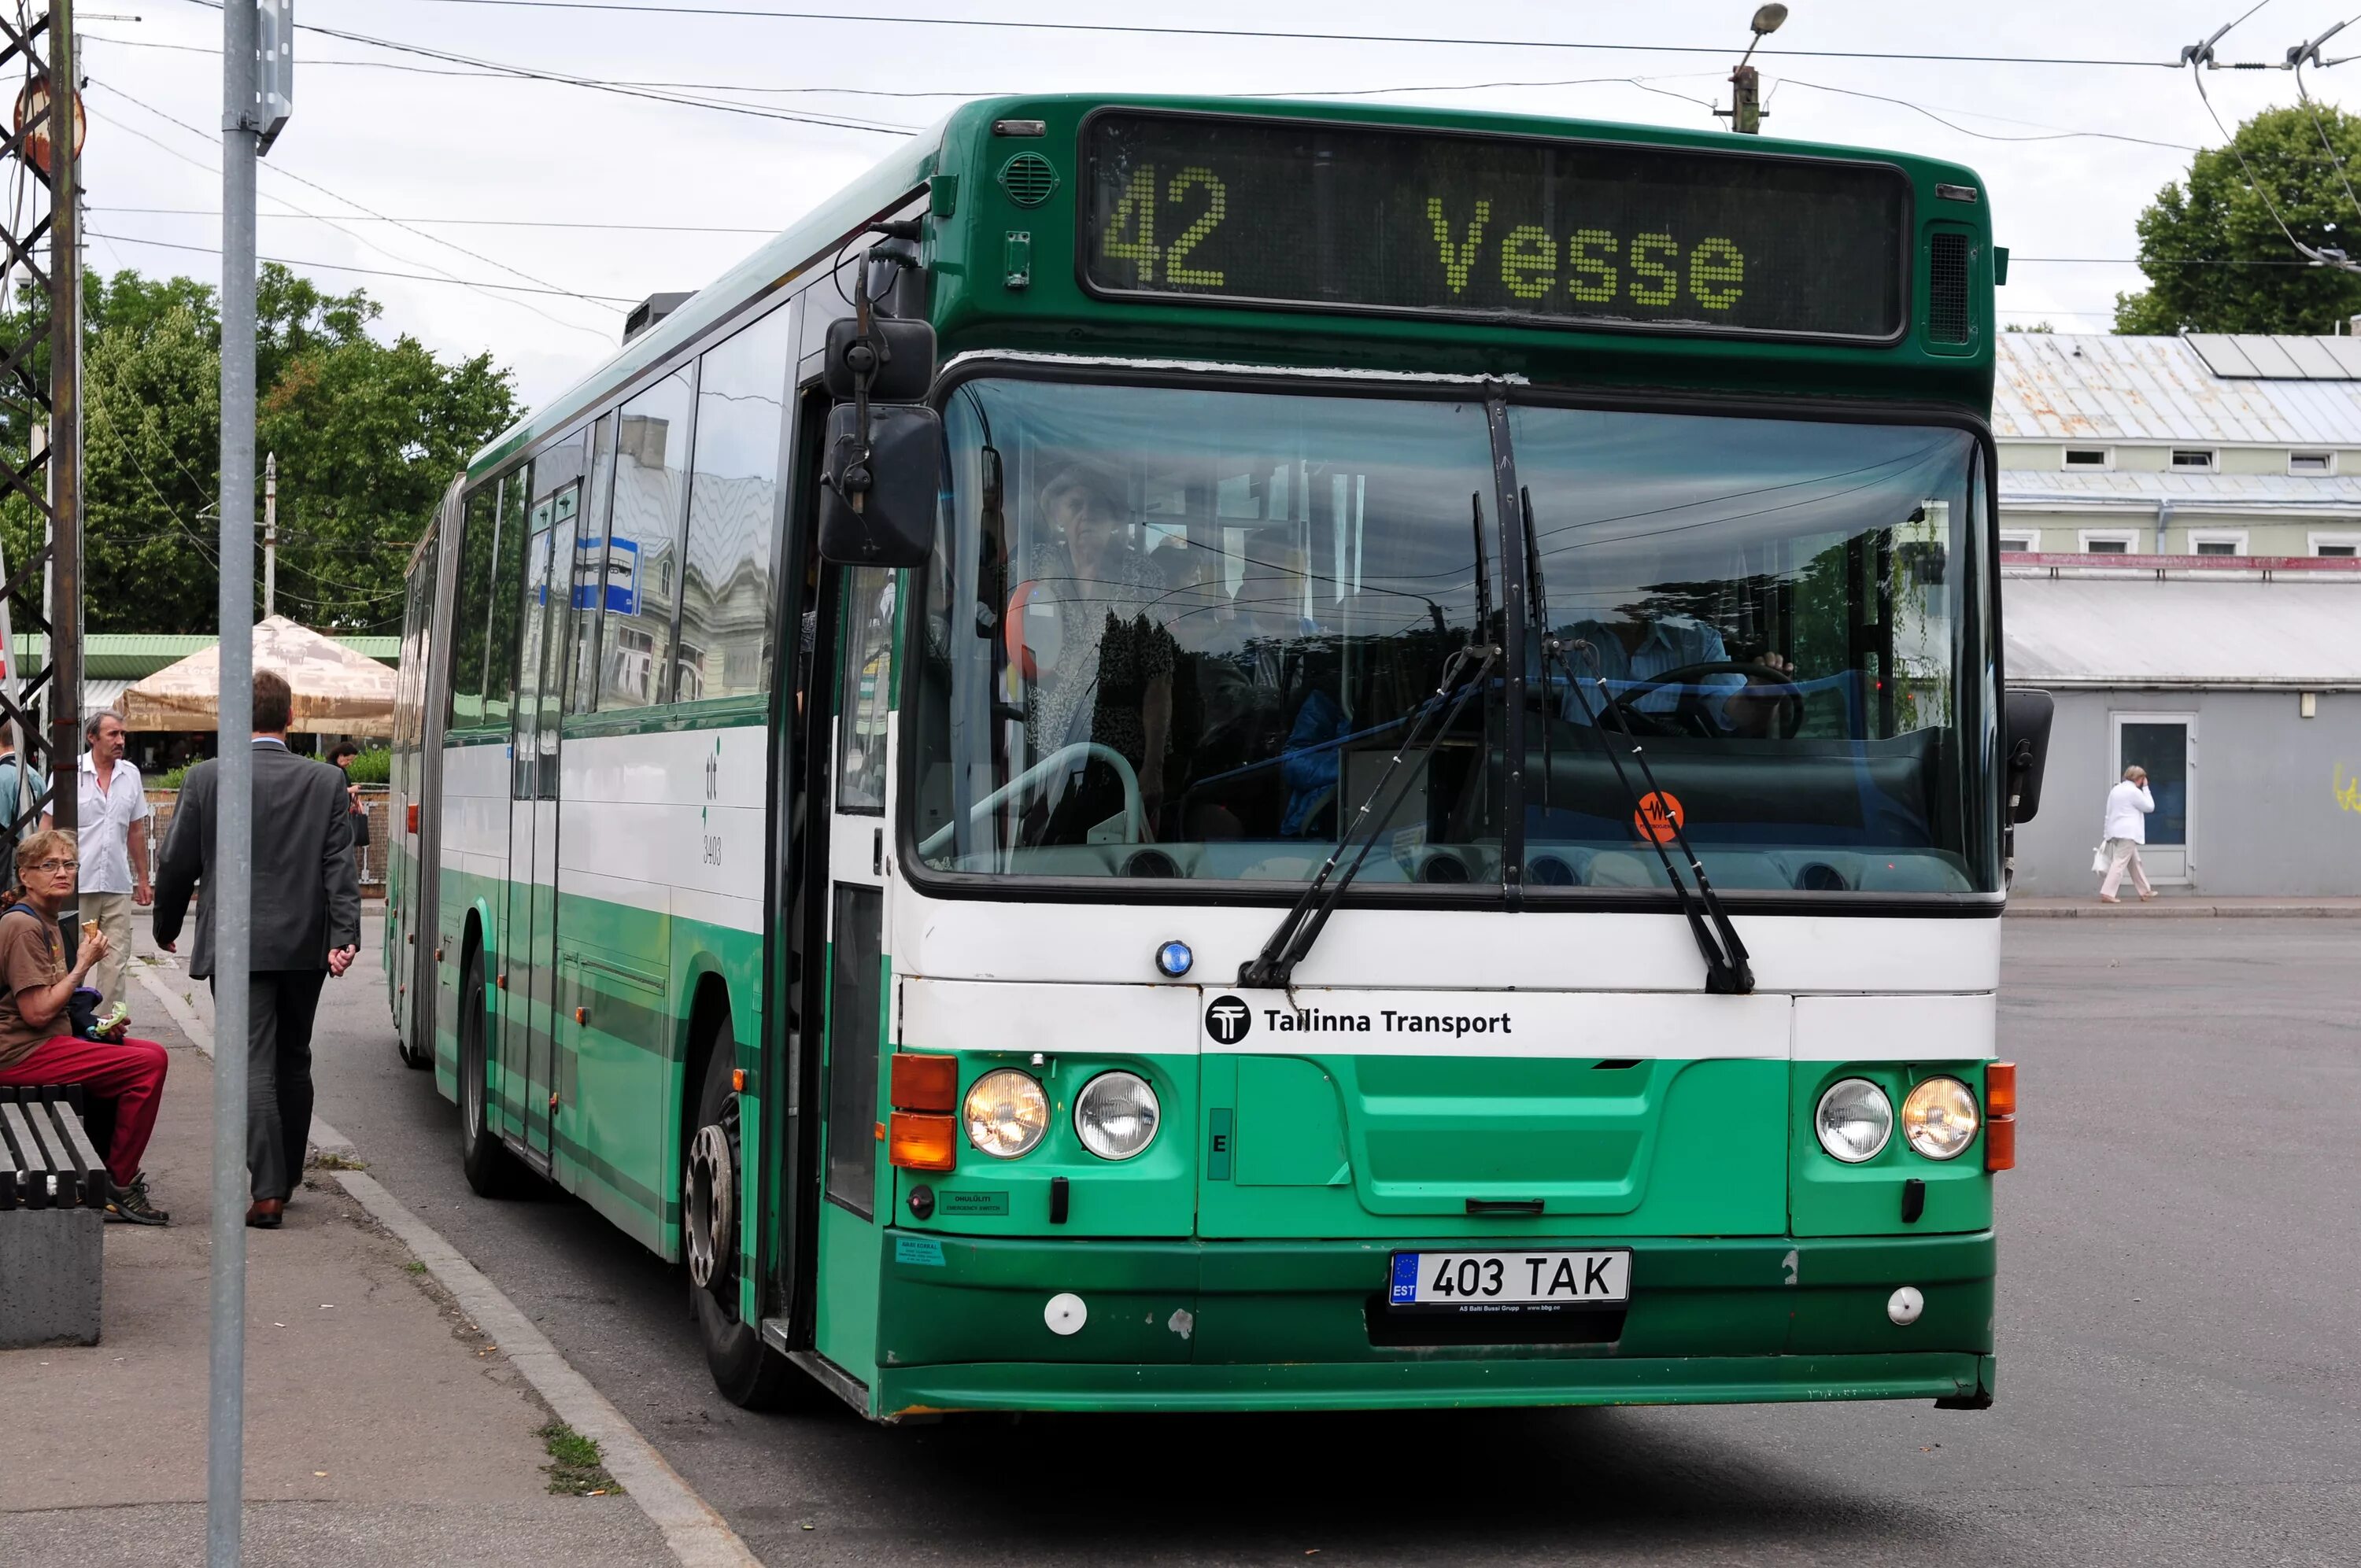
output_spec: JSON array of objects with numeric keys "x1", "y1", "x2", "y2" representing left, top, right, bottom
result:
[
  {"x1": 2098, "y1": 765, "x2": 2156, "y2": 903},
  {"x1": 76, "y1": 710, "x2": 153, "y2": 1011}
]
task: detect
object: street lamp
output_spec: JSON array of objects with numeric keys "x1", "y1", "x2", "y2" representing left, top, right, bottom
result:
[{"x1": 1720, "y1": 6, "x2": 1786, "y2": 133}]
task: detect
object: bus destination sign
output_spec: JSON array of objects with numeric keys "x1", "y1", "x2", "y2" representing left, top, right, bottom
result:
[{"x1": 1082, "y1": 111, "x2": 1910, "y2": 341}]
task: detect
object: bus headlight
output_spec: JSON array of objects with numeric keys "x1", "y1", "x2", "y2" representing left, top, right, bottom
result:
[
  {"x1": 1901, "y1": 1076, "x2": 1980, "y2": 1160},
  {"x1": 963, "y1": 1069, "x2": 1048, "y2": 1158},
  {"x1": 1074, "y1": 1071, "x2": 1160, "y2": 1160},
  {"x1": 1815, "y1": 1078, "x2": 1893, "y2": 1163}
]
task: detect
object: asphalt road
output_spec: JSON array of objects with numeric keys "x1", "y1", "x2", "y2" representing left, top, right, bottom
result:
[{"x1": 300, "y1": 917, "x2": 2361, "y2": 1566}]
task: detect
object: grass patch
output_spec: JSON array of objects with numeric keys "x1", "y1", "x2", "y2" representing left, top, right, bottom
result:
[
  {"x1": 538, "y1": 1421, "x2": 623, "y2": 1496},
  {"x1": 308, "y1": 1149, "x2": 368, "y2": 1171},
  {"x1": 404, "y1": 1260, "x2": 427, "y2": 1275}
]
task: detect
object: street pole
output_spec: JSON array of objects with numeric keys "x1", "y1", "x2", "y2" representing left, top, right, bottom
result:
[
  {"x1": 263, "y1": 451, "x2": 276, "y2": 619},
  {"x1": 209, "y1": 1, "x2": 258, "y2": 1561},
  {"x1": 46, "y1": 0, "x2": 78, "y2": 896}
]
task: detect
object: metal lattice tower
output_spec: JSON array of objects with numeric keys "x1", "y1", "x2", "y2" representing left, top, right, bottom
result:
[{"x1": 0, "y1": 0, "x2": 78, "y2": 853}]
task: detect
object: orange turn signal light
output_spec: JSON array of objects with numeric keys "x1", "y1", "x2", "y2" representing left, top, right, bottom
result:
[
  {"x1": 1986, "y1": 1061, "x2": 2016, "y2": 1171},
  {"x1": 889, "y1": 1111, "x2": 958, "y2": 1171},
  {"x1": 1985, "y1": 1061, "x2": 2016, "y2": 1118},
  {"x1": 890, "y1": 1052, "x2": 959, "y2": 1113},
  {"x1": 731, "y1": 1067, "x2": 746, "y2": 1093}
]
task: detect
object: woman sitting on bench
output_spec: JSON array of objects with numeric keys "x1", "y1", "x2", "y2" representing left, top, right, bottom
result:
[{"x1": 0, "y1": 828, "x2": 170, "y2": 1224}]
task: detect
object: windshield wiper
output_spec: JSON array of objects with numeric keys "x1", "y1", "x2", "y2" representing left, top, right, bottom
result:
[
  {"x1": 1521, "y1": 489, "x2": 1754, "y2": 995},
  {"x1": 1238, "y1": 639, "x2": 1498, "y2": 989}
]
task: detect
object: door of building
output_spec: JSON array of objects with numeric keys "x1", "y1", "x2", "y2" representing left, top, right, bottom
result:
[{"x1": 2113, "y1": 713, "x2": 2195, "y2": 884}]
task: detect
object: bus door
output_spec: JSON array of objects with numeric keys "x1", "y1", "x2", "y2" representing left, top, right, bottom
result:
[
  {"x1": 804, "y1": 552, "x2": 896, "y2": 1381},
  {"x1": 501, "y1": 503, "x2": 567, "y2": 1166}
]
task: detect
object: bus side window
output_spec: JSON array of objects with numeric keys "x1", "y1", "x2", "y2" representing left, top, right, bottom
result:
[
  {"x1": 836, "y1": 566, "x2": 896, "y2": 814},
  {"x1": 599, "y1": 370, "x2": 693, "y2": 712},
  {"x1": 567, "y1": 415, "x2": 618, "y2": 715},
  {"x1": 484, "y1": 463, "x2": 531, "y2": 725},
  {"x1": 449, "y1": 484, "x2": 499, "y2": 728},
  {"x1": 680, "y1": 304, "x2": 793, "y2": 703}
]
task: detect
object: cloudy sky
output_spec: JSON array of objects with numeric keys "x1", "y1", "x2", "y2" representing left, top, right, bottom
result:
[{"x1": 75, "y1": 0, "x2": 2361, "y2": 408}]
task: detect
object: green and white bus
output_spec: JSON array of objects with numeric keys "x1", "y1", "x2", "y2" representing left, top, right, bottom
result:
[{"x1": 386, "y1": 95, "x2": 2038, "y2": 1420}]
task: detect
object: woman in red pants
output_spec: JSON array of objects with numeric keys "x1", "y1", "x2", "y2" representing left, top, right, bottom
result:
[{"x1": 0, "y1": 828, "x2": 170, "y2": 1223}]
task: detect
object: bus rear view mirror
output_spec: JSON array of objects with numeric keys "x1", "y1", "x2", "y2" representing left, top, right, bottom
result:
[
  {"x1": 2004, "y1": 688, "x2": 2054, "y2": 824},
  {"x1": 818, "y1": 401, "x2": 940, "y2": 568},
  {"x1": 822, "y1": 316, "x2": 937, "y2": 402}
]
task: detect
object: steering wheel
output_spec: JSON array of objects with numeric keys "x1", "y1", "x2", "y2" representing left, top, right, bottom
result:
[{"x1": 1603, "y1": 660, "x2": 1806, "y2": 740}]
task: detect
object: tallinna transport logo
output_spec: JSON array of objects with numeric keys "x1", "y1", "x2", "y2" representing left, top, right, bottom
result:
[{"x1": 1205, "y1": 994, "x2": 1253, "y2": 1045}]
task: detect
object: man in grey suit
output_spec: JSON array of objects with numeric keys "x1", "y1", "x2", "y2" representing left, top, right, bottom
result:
[{"x1": 153, "y1": 668, "x2": 361, "y2": 1228}]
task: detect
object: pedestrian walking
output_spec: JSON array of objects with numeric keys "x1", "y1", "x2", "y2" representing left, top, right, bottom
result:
[
  {"x1": 2098, "y1": 764, "x2": 2157, "y2": 904},
  {"x1": 327, "y1": 740, "x2": 372, "y2": 883},
  {"x1": 152, "y1": 669, "x2": 361, "y2": 1229},
  {"x1": 0, "y1": 828, "x2": 171, "y2": 1224},
  {"x1": 76, "y1": 710, "x2": 152, "y2": 1016}
]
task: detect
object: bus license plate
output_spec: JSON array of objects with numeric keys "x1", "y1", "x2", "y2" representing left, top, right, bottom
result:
[{"x1": 1388, "y1": 1250, "x2": 1631, "y2": 1311}]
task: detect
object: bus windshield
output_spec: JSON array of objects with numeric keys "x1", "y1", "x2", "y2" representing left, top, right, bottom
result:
[{"x1": 910, "y1": 375, "x2": 1996, "y2": 898}]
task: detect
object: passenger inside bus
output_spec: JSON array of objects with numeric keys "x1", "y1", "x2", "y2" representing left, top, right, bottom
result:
[{"x1": 1018, "y1": 465, "x2": 1176, "y2": 843}]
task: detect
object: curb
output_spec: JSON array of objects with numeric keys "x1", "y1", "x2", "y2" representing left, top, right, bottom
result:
[
  {"x1": 128, "y1": 956, "x2": 760, "y2": 1568},
  {"x1": 2004, "y1": 904, "x2": 2361, "y2": 919},
  {"x1": 338, "y1": 1171, "x2": 764, "y2": 1568}
]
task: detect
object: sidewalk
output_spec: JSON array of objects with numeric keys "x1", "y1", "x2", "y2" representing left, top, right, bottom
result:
[
  {"x1": 2006, "y1": 895, "x2": 2361, "y2": 918},
  {"x1": 0, "y1": 964, "x2": 671, "y2": 1567}
]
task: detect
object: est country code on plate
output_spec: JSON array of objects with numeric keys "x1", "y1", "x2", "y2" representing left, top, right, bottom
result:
[{"x1": 1389, "y1": 1249, "x2": 1632, "y2": 1312}]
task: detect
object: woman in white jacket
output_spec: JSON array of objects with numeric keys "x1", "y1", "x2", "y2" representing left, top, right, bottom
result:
[{"x1": 2098, "y1": 765, "x2": 2157, "y2": 902}]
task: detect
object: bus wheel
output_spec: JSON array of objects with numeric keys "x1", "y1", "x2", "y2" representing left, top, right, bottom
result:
[
  {"x1": 688, "y1": 1039, "x2": 807, "y2": 1410},
  {"x1": 458, "y1": 946, "x2": 521, "y2": 1198}
]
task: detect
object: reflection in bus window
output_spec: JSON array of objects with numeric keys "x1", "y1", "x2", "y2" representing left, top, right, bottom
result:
[
  {"x1": 915, "y1": 379, "x2": 1499, "y2": 883},
  {"x1": 680, "y1": 305, "x2": 791, "y2": 703},
  {"x1": 837, "y1": 566, "x2": 896, "y2": 814},
  {"x1": 484, "y1": 465, "x2": 530, "y2": 724},
  {"x1": 448, "y1": 484, "x2": 499, "y2": 726},
  {"x1": 599, "y1": 371, "x2": 690, "y2": 711},
  {"x1": 565, "y1": 415, "x2": 616, "y2": 715},
  {"x1": 1510, "y1": 408, "x2": 1994, "y2": 895}
]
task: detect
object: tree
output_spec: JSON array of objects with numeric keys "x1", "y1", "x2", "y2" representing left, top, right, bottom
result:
[
  {"x1": 0, "y1": 263, "x2": 517, "y2": 634},
  {"x1": 2115, "y1": 104, "x2": 2361, "y2": 334}
]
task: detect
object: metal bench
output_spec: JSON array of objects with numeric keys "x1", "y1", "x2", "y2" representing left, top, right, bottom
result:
[{"x1": 0, "y1": 1085, "x2": 108, "y2": 1347}]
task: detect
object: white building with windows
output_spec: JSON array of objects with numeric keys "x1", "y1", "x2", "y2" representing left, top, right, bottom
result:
[{"x1": 1997, "y1": 333, "x2": 2361, "y2": 559}]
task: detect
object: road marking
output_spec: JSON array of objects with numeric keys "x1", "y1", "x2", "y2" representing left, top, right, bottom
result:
[{"x1": 131, "y1": 957, "x2": 761, "y2": 1568}]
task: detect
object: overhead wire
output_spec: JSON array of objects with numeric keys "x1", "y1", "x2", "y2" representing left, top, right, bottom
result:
[
  {"x1": 370, "y1": 0, "x2": 2187, "y2": 68},
  {"x1": 2291, "y1": 53, "x2": 2361, "y2": 229},
  {"x1": 85, "y1": 233, "x2": 639, "y2": 301},
  {"x1": 1773, "y1": 80, "x2": 2203, "y2": 152},
  {"x1": 90, "y1": 80, "x2": 626, "y2": 333},
  {"x1": 84, "y1": 101, "x2": 627, "y2": 336},
  {"x1": 96, "y1": 207, "x2": 783, "y2": 234},
  {"x1": 164, "y1": 1, "x2": 922, "y2": 133}
]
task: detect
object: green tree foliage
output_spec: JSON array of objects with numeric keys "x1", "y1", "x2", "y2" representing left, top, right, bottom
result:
[
  {"x1": 0, "y1": 264, "x2": 515, "y2": 633},
  {"x1": 2115, "y1": 105, "x2": 2361, "y2": 334}
]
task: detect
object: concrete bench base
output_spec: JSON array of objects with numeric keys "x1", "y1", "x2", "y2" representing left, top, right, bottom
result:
[{"x1": 0, "y1": 1208, "x2": 102, "y2": 1347}]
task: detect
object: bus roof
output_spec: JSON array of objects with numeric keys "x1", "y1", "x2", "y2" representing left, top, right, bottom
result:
[{"x1": 468, "y1": 94, "x2": 1992, "y2": 479}]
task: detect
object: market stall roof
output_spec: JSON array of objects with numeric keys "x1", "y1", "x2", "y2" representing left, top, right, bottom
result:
[{"x1": 119, "y1": 615, "x2": 397, "y2": 734}]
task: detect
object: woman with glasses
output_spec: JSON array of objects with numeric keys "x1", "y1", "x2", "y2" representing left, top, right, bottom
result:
[{"x1": 0, "y1": 828, "x2": 171, "y2": 1224}]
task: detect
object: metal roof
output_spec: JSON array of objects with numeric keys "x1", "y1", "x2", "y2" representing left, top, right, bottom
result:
[
  {"x1": 1995, "y1": 334, "x2": 2361, "y2": 445},
  {"x1": 1997, "y1": 467, "x2": 2361, "y2": 515},
  {"x1": 10, "y1": 633, "x2": 400, "y2": 681},
  {"x1": 2004, "y1": 575, "x2": 2361, "y2": 688},
  {"x1": 2185, "y1": 334, "x2": 2361, "y2": 379}
]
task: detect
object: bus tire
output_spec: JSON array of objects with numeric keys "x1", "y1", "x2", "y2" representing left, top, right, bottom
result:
[
  {"x1": 688, "y1": 1035, "x2": 811, "y2": 1411},
  {"x1": 458, "y1": 946, "x2": 522, "y2": 1198}
]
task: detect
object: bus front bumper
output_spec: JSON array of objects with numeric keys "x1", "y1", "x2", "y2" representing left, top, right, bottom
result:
[{"x1": 872, "y1": 1230, "x2": 1996, "y2": 1418}]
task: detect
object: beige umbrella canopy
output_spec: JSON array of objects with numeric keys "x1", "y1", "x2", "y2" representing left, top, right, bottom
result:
[{"x1": 119, "y1": 615, "x2": 397, "y2": 736}]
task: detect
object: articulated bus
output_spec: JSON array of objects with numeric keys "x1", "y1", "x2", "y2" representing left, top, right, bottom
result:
[{"x1": 386, "y1": 95, "x2": 2040, "y2": 1420}]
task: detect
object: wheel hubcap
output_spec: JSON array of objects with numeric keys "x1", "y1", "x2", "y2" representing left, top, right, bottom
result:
[{"x1": 685, "y1": 1123, "x2": 735, "y2": 1290}]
